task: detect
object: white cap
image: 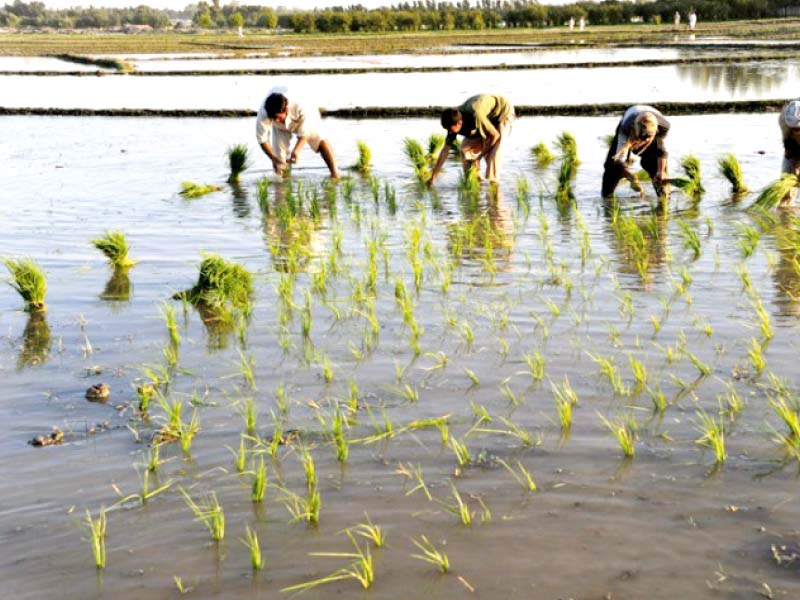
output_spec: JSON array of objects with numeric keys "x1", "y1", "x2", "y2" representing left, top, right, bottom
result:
[
  {"x1": 269, "y1": 86, "x2": 289, "y2": 97},
  {"x1": 785, "y1": 100, "x2": 800, "y2": 128}
]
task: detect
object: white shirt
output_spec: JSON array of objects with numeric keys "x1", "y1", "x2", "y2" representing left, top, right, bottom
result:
[{"x1": 255, "y1": 89, "x2": 321, "y2": 144}]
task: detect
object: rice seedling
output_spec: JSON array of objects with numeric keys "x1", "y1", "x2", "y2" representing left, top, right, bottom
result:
[
  {"x1": 683, "y1": 348, "x2": 711, "y2": 377},
  {"x1": 411, "y1": 535, "x2": 450, "y2": 573},
  {"x1": 647, "y1": 385, "x2": 668, "y2": 414},
  {"x1": 556, "y1": 132, "x2": 580, "y2": 166},
  {"x1": 736, "y1": 223, "x2": 760, "y2": 258},
  {"x1": 180, "y1": 488, "x2": 225, "y2": 541},
  {"x1": 678, "y1": 220, "x2": 702, "y2": 260},
  {"x1": 718, "y1": 154, "x2": 749, "y2": 196},
  {"x1": 670, "y1": 155, "x2": 705, "y2": 199},
  {"x1": 629, "y1": 354, "x2": 648, "y2": 391},
  {"x1": 179, "y1": 181, "x2": 221, "y2": 198},
  {"x1": 555, "y1": 158, "x2": 576, "y2": 211},
  {"x1": 4, "y1": 258, "x2": 47, "y2": 312},
  {"x1": 404, "y1": 137, "x2": 431, "y2": 183},
  {"x1": 750, "y1": 174, "x2": 799, "y2": 210},
  {"x1": 91, "y1": 231, "x2": 135, "y2": 270},
  {"x1": 252, "y1": 455, "x2": 267, "y2": 502},
  {"x1": 396, "y1": 462, "x2": 433, "y2": 500},
  {"x1": 179, "y1": 410, "x2": 200, "y2": 455},
  {"x1": 752, "y1": 298, "x2": 774, "y2": 341},
  {"x1": 426, "y1": 133, "x2": 445, "y2": 163},
  {"x1": 350, "y1": 513, "x2": 385, "y2": 548},
  {"x1": 445, "y1": 484, "x2": 474, "y2": 525},
  {"x1": 554, "y1": 392, "x2": 572, "y2": 433},
  {"x1": 532, "y1": 141, "x2": 554, "y2": 167},
  {"x1": 322, "y1": 355, "x2": 334, "y2": 384},
  {"x1": 770, "y1": 394, "x2": 800, "y2": 440},
  {"x1": 720, "y1": 384, "x2": 743, "y2": 420},
  {"x1": 232, "y1": 434, "x2": 247, "y2": 472},
  {"x1": 352, "y1": 140, "x2": 372, "y2": 175},
  {"x1": 748, "y1": 338, "x2": 766, "y2": 374},
  {"x1": 174, "y1": 254, "x2": 253, "y2": 320},
  {"x1": 384, "y1": 181, "x2": 397, "y2": 215},
  {"x1": 599, "y1": 413, "x2": 637, "y2": 458},
  {"x1": 160, "y1": 302, "x2": 180, "y2": 348},
  {"x1": 522, "y1": 352, "x2": 545, "y2": 382},
  {"x1": 497, "y1": 458, "x2": 537, "y2": 492},
  {"x1": 227, "y1": 144, "x2": 249, "y2": 183},
  {"x1": 83, "y1": 508, "x2": 107, "y2": 570},
  {"x1": 240, "y1": 525, "x2": 264, "y2": 571},
  {"x1": 694, "y1": 409, "x2": 726, "y2": 464},
  {"x1": 332, "y1": 406, "x2": 349, "y2": 462},
  {"x1": 463, "y1": 368, "x2": 480, "y2": 387},
  {"x1": 281, "y1": 530, "x2": 373, "y2": 592},
  {"x1": 588, "y1": 353, "x2": 628, "y2": 396},
  {"x1": 450, "y1": 437, "x2": 471, "y2": 467}
]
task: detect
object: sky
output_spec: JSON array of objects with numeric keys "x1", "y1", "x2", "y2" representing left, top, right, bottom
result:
[{"x1": 42, "y1": 0, "x2": 568, "y2": 11}]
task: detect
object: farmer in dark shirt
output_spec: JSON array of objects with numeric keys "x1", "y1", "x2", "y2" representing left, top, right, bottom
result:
[
  {"x1": 602, "y1": 105, "x2": 670, "y2": 199},
  {"x1": 429, "y1": 94, "x2": 514, "y2": 186},
  {"x1": 779, "y1": 99, "x2": 800, "y2": 205}
]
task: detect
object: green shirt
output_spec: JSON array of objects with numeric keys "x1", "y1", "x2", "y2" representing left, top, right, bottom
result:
[{"x1": 459, "y1": 94, "x2": 512, "y2": 140}]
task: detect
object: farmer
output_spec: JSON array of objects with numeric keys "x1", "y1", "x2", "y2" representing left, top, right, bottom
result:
[
  {"x1": 255, "y1": 87, "x2": 340, "y2": 179},
  {"x1": 779, "y1": 99, "x2": 800, "y2": 204},
  {"x1": 602, "y1": 105, "x2": 671, "y2": 199},
  {"x1": 429, "y1": 94, "x2": 515, "y2": 186}
]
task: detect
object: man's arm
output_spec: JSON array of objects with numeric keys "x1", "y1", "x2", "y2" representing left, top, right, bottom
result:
[
  {"x1": 289, "y1": 136, "x2": 307, "y2": 164},
  {"x1": 260, "y1": 141, "x2": 286, "y2": 174}
]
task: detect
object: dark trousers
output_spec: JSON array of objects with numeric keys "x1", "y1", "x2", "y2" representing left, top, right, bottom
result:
[{"x1": 601, "y1": 126, "x2": 666, "y2": 197}]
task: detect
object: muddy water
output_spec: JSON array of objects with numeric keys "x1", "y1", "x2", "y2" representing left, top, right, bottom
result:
[
  {"x1": 2, "y1": 60, "x2": 799, "y2": 111},
  {"x1": 2, "y1": 113, "x2": 800, "y2": 599}
]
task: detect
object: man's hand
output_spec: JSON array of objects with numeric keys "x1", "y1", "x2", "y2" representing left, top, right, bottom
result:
[
  {"x1": 426, "y1": 175, "x2": 436, "y2": 188},
  {"x1": 289, "y1": 149, "x2": 300, "y2": 164},
  {"x1": 630, "y1": 178, "x2": 643, "y2": 195},
  {"x1": 272, "y1": 157, "x2": 286, "y2": 175}
]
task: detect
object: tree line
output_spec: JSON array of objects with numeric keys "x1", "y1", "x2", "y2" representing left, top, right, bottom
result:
[{"x1": 0, "y1": 0, "x2": 796, "y2": 31}]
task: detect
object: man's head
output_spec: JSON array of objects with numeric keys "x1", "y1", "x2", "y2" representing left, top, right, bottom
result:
[
  {"x1": 440, "y1": 108, "x2": 463, "y2": 135},
  {"x1": 265, "y1": 93, "x2": 289, "y2": 123},
  {"x1": 785, "y1": 100, "x2": 800, "y2": 132},
  {"x1": 633, "y1": 112, "x2": 658, "y2": 144}
]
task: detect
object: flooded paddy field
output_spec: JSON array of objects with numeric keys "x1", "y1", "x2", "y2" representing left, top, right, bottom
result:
[
  {"x1": 2, "y1": 112, "x2": 800, "y2": 599},
  {"x1": 2, "y1": 59, "x2": 798, "y2": 112}
]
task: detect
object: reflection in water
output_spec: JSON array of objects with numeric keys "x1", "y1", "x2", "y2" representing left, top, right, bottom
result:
[
  {"x1": 675, "y1": 62, "x2": 791, "y2": 95},
  {"x1": 771, "y1": 214, "x2": 800, "y2": 316},
  {"x1": 230, "y1": 181, "x2": 251, "y2": 219},
  {"x1": 603, "y1": 202, "x2": 669, "y2": 287},
  {"x1": 262, "y1": 179, "x2": 327, "y2": 273},
  {"x1": 448, "y1": 185, "x2": 515, "y2": 272},
  {"x1": 195, "y1": 301, "x2": 241, "y2": 351},
  {"x1": 18, "y1": 312, "x2": 50, "y2": 368},
  {"x1": 100, "y1": 268, "x2": 132, "y2": 302}
]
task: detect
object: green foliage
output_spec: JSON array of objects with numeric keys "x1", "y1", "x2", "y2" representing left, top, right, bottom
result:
[
  {"x1": 532, "y1": 142, "x2": 554, "y2": 167},
  {"x1": 718, "y1": 153, "x2": 749, "y2": 195},
  {"x1": 174, "y1": 254, "x2": 253, "y2": 319},
  {"x1": 750, "y1": 174, "x2": 799, "y2": 210},
  {"x1": 92, "y1": 231, "x2": 135, "y2": 269},
  {"x1": 227, "y1": 144, "x2": 249, "y2": 183},
  {"x1": 180, "y1": 181, "x2": 222, "y2": 198},
  {"x1": 354, "y1": 140, "x2": 372, "y2": 175},
  {"x1": 670, "y1": 155, "x2": 705, "y2": 199},
  {"x1": 4, "y1": 258, "x2": 47, "y2": 312}
]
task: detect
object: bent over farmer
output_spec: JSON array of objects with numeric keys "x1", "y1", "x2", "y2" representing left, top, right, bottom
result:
[
  {"x1": 429, "y1": 94, "x2": 515, "y2": 186},
  {"x1": 256, "y1": 87, "x2": 340, "y2": 179},
  {"x1": 779, "y1": 99, "x2": 800, "y2": 205},
  {"x1": 602, "y1": 105, "x2": 670, "y2": 199}
]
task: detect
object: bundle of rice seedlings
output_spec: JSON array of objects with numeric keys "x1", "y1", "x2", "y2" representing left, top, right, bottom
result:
[
  {"x1": 4, "y1": 258, "x2": 47, "y2": 313},
  {"x1": 670, "y1": 155, "x2": 704, "y2": 198},
  {"x1": 532, "y1": 142, "x2": 554, "y2": 167},
  {"x1": 92, "y1": 231, "x2": 135, "y2": 270},
  {"x1": 426, "y1": 134, "x2": 445, "y2": 163},
  {"x1": 227, "y1": 144, "x2": 249, "y2": 184},
  {"x1": 750, "y1": 174, "x2": 799, "y2": 210},
  {"x1": 174, "y1": 254, "x2": 253, "y2": 318},
  {"x1": 556, "y1": 132, "x2": 580, "y2": 166},
  {"x1": 353, "y1": 141, "x2": 372, "y2": 175},
  {"x1": 718, "y1": 154, "x2": 749, "y2": 196},
  {"x1": 403, "y1": 137, "x2": 430, "y2": 182},
  {"x1": 180, "y1": 181, "x2": 222, "y2": 198},
  {"x1": 555, "y1": 158, "x2": 575, "y2": 212}
]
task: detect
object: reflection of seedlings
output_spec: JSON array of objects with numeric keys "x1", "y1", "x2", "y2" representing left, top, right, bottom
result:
[
  {"x1": 332, "y1": 405, "x2": 349, "y2": 462},
  {"x1": 353, "y1": 140, "x2": 372, "y2": 175},
  {"x1": 694, "y1": 409, "x2": 726, "y2": 464},
  {"x1": 532, "y1": 142, "x2": 554, "y2": 167},
  {"x1": 100, "y1": 268, "x2": 131, "y2": 302},
  {"x1": 180, "y1": 488, "x2": 225, "y2": 541},
  {"x1": 240, "y1": 526, "x2": 264, "y2": 571},
  {"x1": 18, "y1": 311, "x2": 50, "y2": 368},
  {"x1": 83, "y1": 508, "x2": 107, "y2": 570},
  {"x1": 256, "y1": 177, "x2": 270, "y2": 214},
  {"x1": 599, "y1": 413, "x2": 637, "y2": 458},
  {"x1": 4, "y1": 258, "x2": 47, "y2": 313},
  {"x1": 670, "y1": 155, "x2": 705, "y2": 200},
  {"x1": 227, "y1": 144, "x2": 249, "y2": 184},
  {"x1": 750, "y1": 174, "x2": 799, "y2": 210},
  {"x1": 717, "y1": 154, "x2": 749, "y2": 196},
  {"x1": 555, "y1": 132, "x2": 580, "y2": 167},
  {"x1": 555, "y1": 158, "x2": 575, "y2": 214},
  {"x1": 92, "y1": 231, "x2": 135, "y2": 270},
  {"x1": 411, "y1": 535, "x2": 449, "y2": 573},
  {"x1": 179, "y1": 182, "x2": 222, "y2": 198}
]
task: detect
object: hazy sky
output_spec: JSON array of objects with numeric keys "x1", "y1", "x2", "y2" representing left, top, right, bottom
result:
[{"x1": 43, "y1": 0, "x2": 568, "y2": 10}]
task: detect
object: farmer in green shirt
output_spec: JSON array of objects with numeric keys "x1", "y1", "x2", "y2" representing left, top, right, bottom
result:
[{"x1": 429, "y1": 94, "x2": 515, "y2": 186}]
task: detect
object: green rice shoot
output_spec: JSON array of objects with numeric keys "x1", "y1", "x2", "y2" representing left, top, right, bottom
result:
[
  {"x1": 354, "y1": 140, "x2": 372, "y2": 175},
  {"x1": 227, "y1": 144, "x2": 249, "y2": 183},
  {"x1": 532, "y1": 142, "x2": 554, "y2": 167},
  {"x1": 180, "y1": 181, "x2": 222, "y2": 198},
  {"x1": 717, "y1": 153, "x2": 749, "y2": 195},
  {"x1": 750, "y1": 174, "x2": 800, "y2": 210},
  {"x1": 4, "y1": 258, "x2": 47, "y2": 313},
  {"x1": 91, "y1": 231, "x2": 135, "y2": 270}
]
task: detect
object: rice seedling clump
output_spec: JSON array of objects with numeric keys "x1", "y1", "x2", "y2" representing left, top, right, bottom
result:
[
  {"x1": 180, "y1": 182, "x2": 222, "y2": 198},
  {"x1": 91, "y1": 231, "x2": 135, "y2": 270},
  {"x1": 751, "y1": 174, "x2": 800, "y2": 210},
  {"x1": 4, "y1": 258, "x2": 47, "y2": 312},
  {"x1": 227, "y1": 144, "x2": 249, "y2": 184},
  {"x1": 175, "y1": 254, "x2": 254, "y2": 319}
]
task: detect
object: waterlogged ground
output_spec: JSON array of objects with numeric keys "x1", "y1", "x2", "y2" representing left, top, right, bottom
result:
[
  {"x1": 2, "y1": 59, "x2": 799, "y2": 112},
  {"x1": 2, "y1": 113, "x2": 800, "y2": 599}
]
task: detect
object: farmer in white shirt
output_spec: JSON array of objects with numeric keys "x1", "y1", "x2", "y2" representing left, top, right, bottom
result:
[{"x1": 256, "y1": 88, "x2": 340, "y2": 179}]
